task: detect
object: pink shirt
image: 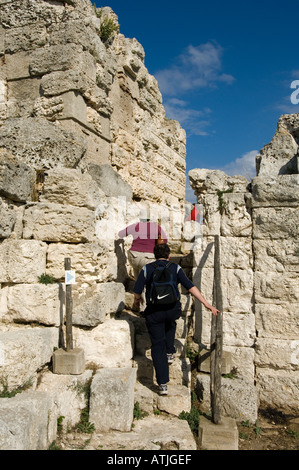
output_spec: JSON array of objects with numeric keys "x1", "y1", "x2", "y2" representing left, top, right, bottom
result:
[{"x1": 118, "y1": 222, "x2": 168, "y2": 253}]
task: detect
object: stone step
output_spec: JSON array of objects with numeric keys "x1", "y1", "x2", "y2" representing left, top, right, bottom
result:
[
  {"x1": 135, "y1": 380, "x2": 191, "y2": 417},
  {"x1": 82, "y1": 414, "x2": 197, "y2": 451}
]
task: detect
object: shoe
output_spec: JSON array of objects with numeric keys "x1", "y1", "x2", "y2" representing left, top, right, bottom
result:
[
  {"x1": 167, "y1": 353, "x2": 174, "y2": 364},
  {"x1": 158, "y1": 384, "x2": 168, "y2": 395}
]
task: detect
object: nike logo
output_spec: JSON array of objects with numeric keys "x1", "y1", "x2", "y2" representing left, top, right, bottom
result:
[{"x1": 157, "y1": 294, "x2": 169, "y2": 300}]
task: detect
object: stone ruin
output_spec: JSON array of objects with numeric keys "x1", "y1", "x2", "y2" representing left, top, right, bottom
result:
[{"x1": 0, "y1": 0, "x2": 298, "y2": 450}]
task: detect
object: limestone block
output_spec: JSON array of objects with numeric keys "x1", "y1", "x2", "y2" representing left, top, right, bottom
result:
[
  {"x1": 189, "y1": 168, "x2": 248, "y2": 196},
  {"x1": 221, "y1": 193, "x2": 252, "y2": 237},
  {"x1": 257, "y1": 130, "x2": 298, "y2": 177},
  {"x1": 29, "y1": 44, "x2": 91, "y2": 77},
  {"x1": 253, "y1": 239, "x2": 299, "y2": 273},
  {"x1": 73, "y1": 318, "x2": 134, "y2": 368},
  {"x1": 194, "y1": 267, "x2": 253, "y2": 314},
  {"x1": 157, "y1": 385, "x2": 191, "y2": 416},
  {"x1": 3, "y1": 51, "x2": 31, "y2": 80},
  {"x1": 255, "y1": 303, "x2": 299, "y2": 339},
  {"x1": 252, "y1": 175, "x2": 299, "y2": 207},
  {"x1": 195, "y1": 236, "x2": 253, "y2": 270},
  {"x1": 0, "y1": 151, "x2": 35, "y2": 202},
  {"x1": 0, "y1": 197, "x2": 16, "y2": 238},
  {"x1": 88, "y1": 163, "x2": 133, "y2": 199},
  {"x1": 0, "y1": 117, "x2": 86, "y2": 170},
  {"x1": 224, "y1": 345, "x2": 255, "y2": 382},
  {"x1": 222, "y1": 269, "x2": 254, "y2": 313},
  {"x1": 2, "y1": 284, "x2": 60, "y2": 326},
  {"x1": 254, "y1": 271, "x2": 299, "y2": 304},
  {"x1": 5, "y1": 24, "x2": 47, "y2": 54},
  {"x1": 256, "y1": 368, "x2": 299, "y2": 413},
  {"x1": 196, "y1": 309, "x2": 255, "y2": 348},
  {"x1": 0, "y1": 239, "x2": 47, "y2": 283},
  {"x1": 40, "y1": 167, "x2": 105, "y2": 210},
  {"x1": 23, "y1": 203, "x2": 95, "y2": 243},
  {"x1": 0, "y1": 391, "x2": 57, "y2": 450},
  {"x1": 255, "y1": 337, "x2": 299, "y2": 370},
  {"x1": 46, "y1": 240, "x2": 117, "y2": 285},
  {"x1": 196, "y1": 373, "x2": 258, "y2": 423},
  {"x1": 0, "y1": 326, "x2": 59, "y2": 391},
  {"x1": 72, "y1": 282, "x2": 125, "y2": 327},
  {"x1": 253, "y1": 207, "x2": 299, "y2": 239},
  {"x1": 37, "y1": 369, "x2": 92, "y2": 430},
  {"x1": 134, "y1": 381, "x2": 155, "y2": 414},
  {"x1": 40, "y1": 69, "x2": 92, "y2": 97},
  {"x1": 89, "y1": 367, "x2": 136, "y2": 432},
  {"x1": 201, "y1": 195, "x2": 221, "y2": 236}
]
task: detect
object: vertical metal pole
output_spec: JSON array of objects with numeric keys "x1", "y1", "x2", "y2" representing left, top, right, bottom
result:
[
  {"x1": 210, "y1": 235, "x2": 223, "y2": 424},
  {"x1": 65, "y1": 257, "x2": 73, "y2": 351}
]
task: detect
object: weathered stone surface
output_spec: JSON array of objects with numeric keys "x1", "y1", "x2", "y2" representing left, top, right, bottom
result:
[
  {"x1": 220, "y1": 193, "x2": 252, "y2": 237},
  {"x1": 0, "y1": 150, "x2": 35, "y2": 202},
  {"x1": 255, "y1": 337, "x2": 299, "y2": 370},
  {"x1": 254, "y1": 271, "x2": 299, "y2": 304},
  {"x1": 73, "y1": 318, "x2": 134, "y2": 368},
  {"x1": 0, "y1": 118, "x2": 86, "y2": 169},
  {"x1": 253, "y1": 239, "x2": 299, "y2": 273},
  {"x1": 39, "y1": 167, "x2": 105, "y2": 209},
  {"x1": 257, "y1": 125, "x2": 298, "y2": 177},
  {"x1": 72, "y1": 282, "x2": 125, "y2": 327},
  {"x1": 0, "y1": 327, "x2": 59, "y2": 391},
  {"x1": 23, "y1": 203, "x2": 95, "y2": 242},
  {"x1": 0, "y1": 239, "x2": 47, "y2": 283},
  {"x1": 0, "y1": 197, "x2": 16, "y2": 238},
  {"x1": 89, "y1": 367, "x2": 136, "y2": 432},
  {"x1": 251, "y1": 175, "x2": 299, "y2": 207},
  {"x1": 1, "y1": 283, "x2": 60, "y2": 326},
  {"x1": 37, "y1": 370, "x2": 92, "y2": 430},
  {"x1": 196, "y1": 373, "x2": 258, "y2": 423},
  {"x1": 255, "y1": 303, "x2": 299, "y2": 339},
  {"x1": 0, "y1": 391, "x2": 57, "y2": 450},
  {"x1": 252, "y1": 207, "x2": 299, "y2": 239},
  {"x1": 46, "y1": 240, "x2": 118, "y2": 285},
  {"x1": 156, "y1": 385, "x2": 191, "y2": 416},
  {"x1": 256, "y1": 368, "x2": 299, "y2": 413},
  {"x1": 87, "y1": 163, "x2": 133, "y2": 199}
]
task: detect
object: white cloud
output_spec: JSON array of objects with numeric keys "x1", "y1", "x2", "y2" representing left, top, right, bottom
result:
[
  {"x1": 220, "y1": 150, "x2": 258, "y2": 179},
  {"x1": 164, "y1": 98, "x2": 212, "y2": 136},
  {"x1": 155, "y1": 42, "x2": 235, "y2": 96}
]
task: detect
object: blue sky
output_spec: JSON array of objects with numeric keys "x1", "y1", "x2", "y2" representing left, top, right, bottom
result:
[{"x1": 94, "y1": 0, "x2": 299, "y2": 201}]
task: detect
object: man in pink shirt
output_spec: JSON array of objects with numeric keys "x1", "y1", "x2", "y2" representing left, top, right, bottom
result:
[{"x1": 118, "y1": 220, "x2": 168, "y2": 280}]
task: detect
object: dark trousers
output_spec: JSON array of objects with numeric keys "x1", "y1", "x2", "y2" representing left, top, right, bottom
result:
[{"x1": 145, "y1": 307, "x2": 181, "y2": 385}]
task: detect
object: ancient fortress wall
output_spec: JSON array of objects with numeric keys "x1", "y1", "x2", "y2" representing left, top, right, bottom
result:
[
  {"x1": 0, "y1": 1, "x2": 192, "y2": 448},
  {"x1": 0, "y1": 0, "x2": 298, "y2": 450},
  {"x1": 190, "y1": 114, "x2": 299, "y2": 414}
]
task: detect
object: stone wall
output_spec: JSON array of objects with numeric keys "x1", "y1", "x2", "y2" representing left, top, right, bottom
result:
[
  {"x1": 189, "y1": 114, "x2": 299, "y2": 414},
  {"x1": 0, "y1": 0, "x2": 188, "y2": 403},
  {"x1": 0, "y1": 0, "x2": 186, "y2": 207}
]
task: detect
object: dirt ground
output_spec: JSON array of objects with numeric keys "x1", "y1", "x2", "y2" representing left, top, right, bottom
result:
[{"x1": 237, "y1": 408, "x2": 299, "y2": 451}]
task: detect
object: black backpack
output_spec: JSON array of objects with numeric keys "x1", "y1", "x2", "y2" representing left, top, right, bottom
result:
[{"x1": 149, "y1": 262, "x2": 180, "y2": 305}]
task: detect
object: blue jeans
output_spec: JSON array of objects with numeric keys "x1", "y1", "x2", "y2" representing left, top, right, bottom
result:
[{"x1": 145, "y1": 307, "x2": 181, "y2": 385}]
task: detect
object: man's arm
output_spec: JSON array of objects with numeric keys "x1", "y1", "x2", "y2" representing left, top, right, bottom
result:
[{"x1": 189, "y1": 286, "x2": 220, "y2": 316}]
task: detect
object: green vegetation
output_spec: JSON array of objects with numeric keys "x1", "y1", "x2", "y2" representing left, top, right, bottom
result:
[
  {"x1": 0, "y1": 377, "x2": 33, "y2": 398},
  {"x1": 179, "y1": 406, "x2": 201, "y2": 434},
  {"x1": 38, "y1": 273, "x2": 56, "y2": 284},
  {"x1": 100, "y1": 16, "x2": 119, "y2": 43},
  {"x1": 133, "y1": 401, "x2": 149, "y2": 420},
  {"x1": 93, "y1": 4, "x2": 119, "y2": 43}
]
